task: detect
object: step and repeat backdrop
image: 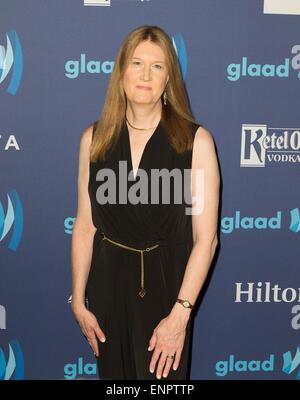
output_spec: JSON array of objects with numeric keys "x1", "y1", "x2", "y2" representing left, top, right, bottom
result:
[{"x1": 0, "y1": 0, "x2": 299, "y2": 380}]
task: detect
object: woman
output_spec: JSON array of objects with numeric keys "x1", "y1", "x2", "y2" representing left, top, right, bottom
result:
[{"x1": 71, "y1": 25, "x2": 220, "y2": 380}]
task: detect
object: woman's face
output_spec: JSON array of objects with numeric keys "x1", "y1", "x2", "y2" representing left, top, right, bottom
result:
[{"x1": 122, "y1": 40, "x2": 169, "y2": 106}]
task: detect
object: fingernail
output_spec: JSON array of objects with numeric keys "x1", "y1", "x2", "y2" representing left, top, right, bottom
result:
[
  {"x1": 157, "y1": 374, "x2": 161, "y2": 379},
  {"x1": 101, "y1": 338, "x2": 106, "y2": 343},
  {"x1": 163, "y1": 373, "x2": 167, "y2": 378},
  {"x1": 148, "y1": 346, "x2": 151, "y2": 351},
  {"x1": 173, "y1": 367, "x2": 177, "y2": 371},
  {"x1": 150, "y1": 368, "x2": 154, "y2": 373}
]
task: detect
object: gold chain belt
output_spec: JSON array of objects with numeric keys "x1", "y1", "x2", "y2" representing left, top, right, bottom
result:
[{"x1": 101, "y1": 232, "x2": 160, "y2": 298}]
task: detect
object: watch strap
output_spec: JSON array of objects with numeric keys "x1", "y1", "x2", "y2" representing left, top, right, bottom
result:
[{"x1": 176, "y1": 298, "x2": 194, "y2": 309}]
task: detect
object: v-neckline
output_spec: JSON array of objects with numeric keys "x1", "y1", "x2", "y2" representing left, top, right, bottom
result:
[{"x1": 125, "y1": 119, "x2": 161, "y2": 180}]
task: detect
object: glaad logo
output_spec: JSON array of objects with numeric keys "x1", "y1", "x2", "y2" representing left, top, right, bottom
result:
[
  {"x1": 0, "y1": 340, "x2": 24, "y2": 380},
  {"x1": 216, "y1": 347, "x2": 300, "y2": 379},
  {"x1": 240, "y1": 124, "x2": 300, "y2": 167},
  {"x1": 0, "y1": 305, "x2": 6, "y2": 329},
  {"x1": 221, "y1": 209, "x2": 300, "y2": 234},
  {"x1": 282, "y1": 346, "x2": 300, "y2": 380},
  {"x1": 172, "y1": 33, "x2": 187, "y2": 80},
  {"x1": 64, "y1": 217, "x2": 75, "y2": 234},
  {"x1": 215, "y1": 354, "x2": 274, "y2": 377},
  {"x1": 290, "y1": 208, "x2": 300, "y2": 233},
  {"x1": 65, "y1": 32, "x2": 187, "y2": 80},
  {"x1": 0, "y1": 30, "x2": 23, "y2": 95},
  {"x1": 64, "y1": 357, "x2": 97, "y2": 379},
  {"x1": 227, "y1": 45, "x2": 300, "y2": 81},
  {"x1": 0, "y1": 189, "x2": 23, "y2": 251},
  {"x1": 65, "y1": 54, "x2": 114, "y2": 79},
  {"x1": 221, "y1": 210, "x2": 281, "y2": 233}
]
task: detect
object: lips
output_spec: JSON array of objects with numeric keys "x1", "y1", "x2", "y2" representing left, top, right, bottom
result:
[{"x1": 136, "y1": 85, "x2": 152, "y2": 90}]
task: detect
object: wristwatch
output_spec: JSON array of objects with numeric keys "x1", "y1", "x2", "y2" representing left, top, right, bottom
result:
[{"x1": 176, "y1": 298, "x2": 194, "y2": 309}]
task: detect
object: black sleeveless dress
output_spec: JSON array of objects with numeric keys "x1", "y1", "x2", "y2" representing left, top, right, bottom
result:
[{"x1": 86, "y1": 118, "x2": 201, "y2": 380}]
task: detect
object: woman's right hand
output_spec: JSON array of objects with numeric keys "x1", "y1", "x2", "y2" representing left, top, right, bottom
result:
[{"x1": 72, "y1": 304, "x2": 106, "y2": 356}]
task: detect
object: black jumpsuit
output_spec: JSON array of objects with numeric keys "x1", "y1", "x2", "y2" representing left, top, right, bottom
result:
[{"x1": 86, "y1": 118, "x2": 201, "y2": 380}]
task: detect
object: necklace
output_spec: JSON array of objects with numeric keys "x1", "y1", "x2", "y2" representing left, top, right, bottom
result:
[{"x1": 125, "y1": 115, "x2": 158, "y2": 131}]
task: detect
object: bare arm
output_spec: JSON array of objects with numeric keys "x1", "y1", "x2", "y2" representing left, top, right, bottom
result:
[
  {"x1": 147, "y1": 126, "x2": 220, "y2": 376},
  {"x1": 71, "y1": 123, "x2": 97, "y2": 313},
  {"x1": 70, "y1": 124, "x2": 106, "y2": 356},
  {"x1": 169, "y1": 126, "x2": 220, "y2": 323}
]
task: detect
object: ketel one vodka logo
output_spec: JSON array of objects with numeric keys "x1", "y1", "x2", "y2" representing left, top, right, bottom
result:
[
  {"x1": 240, "y1": 124, "x2": 300, "y2": 167},
  {"x1": 0, "y1": 30, "x2": 23, "y2": 95}
]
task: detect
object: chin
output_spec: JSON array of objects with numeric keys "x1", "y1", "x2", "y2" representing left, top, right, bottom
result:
[{"x1": 132, "y1": 98, "x2": 153, "y2": 105}]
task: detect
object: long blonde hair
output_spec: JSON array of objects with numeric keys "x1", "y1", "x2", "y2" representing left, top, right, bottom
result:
[{"x1": 90, "y1": 25, "x2": 200, "y2": 163}]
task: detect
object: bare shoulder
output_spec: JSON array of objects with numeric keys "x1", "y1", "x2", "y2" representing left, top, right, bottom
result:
[
  {"x1": 80, "y1": 123, "x2": 94, "y2": 147},
  {"x1": 191, "y1": 125, "x2": 220, "y2": 201},
  {"x1": 191, "y1": 125, "x2": 218, "y2": 170},
  {"x1": 193, "y1": 125, "x2": 215, "y2": 149}
]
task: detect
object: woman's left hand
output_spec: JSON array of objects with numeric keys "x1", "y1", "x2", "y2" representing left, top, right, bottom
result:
[{"x1": 148, "y1": 315, "x2": 187, "y2": 379}]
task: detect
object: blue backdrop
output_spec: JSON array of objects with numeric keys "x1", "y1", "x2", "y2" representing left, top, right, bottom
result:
[{"x1": 0, "y1": 0, "x2": 299, "y2": 380}]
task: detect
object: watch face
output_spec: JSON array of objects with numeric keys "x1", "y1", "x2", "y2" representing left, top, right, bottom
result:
[{"x1": 183, "y1": 301, "x2": 189, "y2": 307}]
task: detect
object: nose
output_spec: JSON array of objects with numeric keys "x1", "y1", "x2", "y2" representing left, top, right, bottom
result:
[{"x1": 141, "y1": 65, "x2": 151, "y2": 81}]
